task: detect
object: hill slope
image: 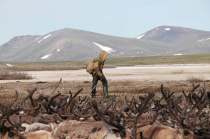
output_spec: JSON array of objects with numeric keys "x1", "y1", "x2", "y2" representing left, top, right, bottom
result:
[
  {"x1": 174, "y1": 38, "x2": 210, "y2": 55},
  {"x1": 136, "y1": 26, "x2": 210, "y2": 46},
  {"x1": 0, "y1": 28, "x2": 172, "y2": 61},
  {"x1": 1, "y1": 26, "x2": 210, "y2": 62}
]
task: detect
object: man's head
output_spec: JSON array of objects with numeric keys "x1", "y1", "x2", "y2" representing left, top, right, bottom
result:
[{"x1": 99, "y1": 51, "x2": 108, "y2": 64}]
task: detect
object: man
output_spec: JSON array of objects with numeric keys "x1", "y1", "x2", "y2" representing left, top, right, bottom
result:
[{"x1": 89, "y1": 51, "x2": 110, "y2": 98}]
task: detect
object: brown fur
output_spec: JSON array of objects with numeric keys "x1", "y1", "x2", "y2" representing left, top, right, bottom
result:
[
  {"x1": 51, "y1": 120, "x2": 131, "y2": 139},
  {"x1": 137, "y1": 125, "x2": 205, "y2": 139}
]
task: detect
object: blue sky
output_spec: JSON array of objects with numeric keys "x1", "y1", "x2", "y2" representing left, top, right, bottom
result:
[{"x1": 0, "y1": 0, "x2": 209, "y2": 45}]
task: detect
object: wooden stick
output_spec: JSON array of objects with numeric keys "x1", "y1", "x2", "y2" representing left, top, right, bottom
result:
[{"x1": 89, "y1": 85, "x2": 97, "y2": 94}]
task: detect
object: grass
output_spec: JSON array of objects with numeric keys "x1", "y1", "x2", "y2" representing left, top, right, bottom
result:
[
  {"x1": 187, "y1": 76, "x2": 205, "y2": 83},
  {"x1": 0, "y1": 80, "x2": 183, "y2": 106},
  {"x1": 0, "y1": 61, "x2": 88, "y2": 71},
  {"x1": 1, "y1": 53, "x2": 210, "y2": 71},
  {"x1": 106, "y1": 53, "x2": 210, "y2": 66},
  {"x1": 1, "y1": 80, "x2": 208, "y2": 107},
  {"x1": 2, "y1": 65, "x2": 87, "y2": 71}
]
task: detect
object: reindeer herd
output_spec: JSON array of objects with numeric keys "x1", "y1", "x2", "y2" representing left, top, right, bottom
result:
[{"x1": 0, "y1": 83, "x2": 209, "y2": 139}]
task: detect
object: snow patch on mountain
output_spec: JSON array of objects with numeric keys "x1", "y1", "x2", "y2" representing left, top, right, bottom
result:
[
  {"x1": 37, "y1": 34, "x2": 51, "y2": 43},
  {"x1": 37, "y1": 40, "x2": 42, "y2": 43},
  {"x1": 173, "y1": 53, "x2": 182, "y2": 56},
  {"x1": 136, "y1": 34, "x2": 145, "y2": 39},
  {"x1": 197, "y1": 37, "x2": 210, "y2": 42},
  {"x1": 165, "y1": 28, "x2": 171, "y2": 31},
  {"x1": 43, "y1": 34, "x2": 51, "y2": 40},
  {"x1": 93, "y1": 42, "x2": 116, "y2": 53},
  {"x1": 41, "y1": 54, "x2": 52, "y2": 59}
]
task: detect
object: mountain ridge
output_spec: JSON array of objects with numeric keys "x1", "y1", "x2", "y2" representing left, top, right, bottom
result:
[
  {"x1": 1, "y1": 26, "x2": 210, "y2": 62},
  {"x1": 136, "y1": 25, "x2": 210, "y2": 46}
]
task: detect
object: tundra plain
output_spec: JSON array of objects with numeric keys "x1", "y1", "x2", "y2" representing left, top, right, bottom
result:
[
  {"x1": 1, "y1": 64, "x2": 210, "y2": 106},
  {"x1": 0, "y1": 64, "x2": 210, "y2": 139}
]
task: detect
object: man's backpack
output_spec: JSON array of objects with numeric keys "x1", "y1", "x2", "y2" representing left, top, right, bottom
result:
[{"x1": 86, "y1": 59, "x2": 99, "y2": 74}]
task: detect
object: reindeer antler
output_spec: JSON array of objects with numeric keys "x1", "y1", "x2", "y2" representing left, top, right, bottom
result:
[
  {"x1": 92, "y1": 99, "x2": 125, "y2": 131},
  {"x1": 21, "y1": 88, "x2": 37, "y2": 107},
  {"x1": 65, "y1": 88, "x2": 83, "y2": 114}
]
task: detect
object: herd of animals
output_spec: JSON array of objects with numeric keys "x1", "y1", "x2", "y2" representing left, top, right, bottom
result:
[{"x1": 0, "y1": 83, "x2": 210, "y2": 139}]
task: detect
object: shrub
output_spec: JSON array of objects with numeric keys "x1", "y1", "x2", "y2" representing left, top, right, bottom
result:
[
  {"x1": 0, "y1": 71, "x2": 33, "y2": 80},
  {"x1": 187, "y1": 76, "x2": 204, "y2": 83}
]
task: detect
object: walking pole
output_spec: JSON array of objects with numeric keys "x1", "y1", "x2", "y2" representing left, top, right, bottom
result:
[
  {"x1": 89, "y1": 85, "x2": 97, "y2": 94},
  {"x1": 89, "y1": 78, "x2": 102, "y2": 95}
]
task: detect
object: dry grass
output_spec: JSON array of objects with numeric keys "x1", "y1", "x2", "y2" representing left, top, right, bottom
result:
[
  {"x1": 0, "y1": 65, "x2": 115, "y2": 71},
  {"x1": 187, "y1": 76, "x2": 205, "y2": 83},
  {"x1": 0, "y1": 80, "x2": 209, "y2": 107},
  {"x1": 0, "y1": 71, "x2": 33, "y2": 80},
  {"x1": 0, "y1": 65, "x2": 86, "y2": 71}
]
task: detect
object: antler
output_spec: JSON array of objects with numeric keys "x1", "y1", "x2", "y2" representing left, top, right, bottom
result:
[
  {"x1": 48, "y1": 93, "x2": 61, "y2": 114},
  {"x1": 6, "y1": 108, "x2": 24, "y2": 129},
  {"x1": 65, "y1": 88, "x2": 83, "y2": 114},
  {"x1": 50, "y1": 78, "x2": 62, "y2": 96},
  {"x1": 21, "y1": 88, "x2": 37, "y2": 107},
  {"x1": 92, "y1": 99, "x2": 125, "y2": 131},
  {"x1": 161, "y1": 84, "x2": 174, "y2": 100},
  {"x1": 132, "y1": 91, "x2": 155, "y2": 138},
  {"x1": 161, "y1": 83, "x2": 210, "y2": 132}
]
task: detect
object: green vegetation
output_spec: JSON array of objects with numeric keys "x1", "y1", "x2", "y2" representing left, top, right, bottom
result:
[
  {"x1": 106, "y1": 54, "x2": 210, "y2": 66},
  {"x1": 0, "y1": 61, "x2": 88, "y2": 71},
  {"x1": 1, "y1": 54, "x2": 210, "y2": 71}
]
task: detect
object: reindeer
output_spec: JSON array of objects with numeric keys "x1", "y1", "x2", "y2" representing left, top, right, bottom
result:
[
  {"x1": 138, "y1": 84, "x2": 210, "y2": 139},
  {"x1": 1, "y1": 82, "x2": 210, "y2": 139}
]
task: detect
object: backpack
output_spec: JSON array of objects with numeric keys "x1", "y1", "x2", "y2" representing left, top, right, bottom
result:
[{"x1": 86, "y1": 59, "x2": 99, "y2": 74}]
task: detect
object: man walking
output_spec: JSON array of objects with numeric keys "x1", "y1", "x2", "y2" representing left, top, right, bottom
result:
[{"x1": 86, "y1": 51, "x2": 110, "y2": 98}]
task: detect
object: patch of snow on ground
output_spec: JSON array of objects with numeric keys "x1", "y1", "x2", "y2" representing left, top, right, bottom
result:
[
  {"x1": 165, "y1": 28, "x2": 171, "y2": 31},
  {"x1": 173, "y1": 53, "x2": 182, "y2": 56},
  {"x1": 93, "y1": 42, "x2": 116, "y2": 53},
  {"x1": 41, "y1": 54, "x2": 52, "y2": 59},
  {"x1": 156, "y1": 28, "x2": 159, "y2": 30},
  {"x1": 6, "y1": 63, "x2": 13, "y2": 67},
  {"x1": 136, "y1": 34, "x2": 145, "y2": 39},
  {"x1": 197, "y1": 37, "x2": 210, "y2": 42},
  {"x1": 57, "y1": 49, "x2": 60, "y2": 52}
]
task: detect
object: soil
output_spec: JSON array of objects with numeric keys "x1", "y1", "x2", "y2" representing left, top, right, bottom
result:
[{"x1": 1, "y1": 64, "x2": 210, "y2": 106}]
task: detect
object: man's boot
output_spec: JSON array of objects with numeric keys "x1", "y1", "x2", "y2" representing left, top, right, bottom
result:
[{"x1": 103, "y1": 86, "x2": 111, "y2": 98}]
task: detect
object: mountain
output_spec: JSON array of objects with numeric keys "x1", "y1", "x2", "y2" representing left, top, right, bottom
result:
[
  {"x1": 1, "y1": 26, "x2": 210, "y2": 62},
  {"x1": 136, "y1": 26, "x2": 210, "y2": 46},
  {"x1": 173, "y1": 38, "x2": 210, "y2": 55},
  {"x1": 0, "y1": 35, "x2": 40, "y2": 60},
  {"x1": 0, "y1": 28, "x2": 172, "y2": 62}
]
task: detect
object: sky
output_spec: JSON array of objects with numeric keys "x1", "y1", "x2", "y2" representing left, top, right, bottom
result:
[{"x1": 0, "y1": 0, "x2": 210, "y2": 45}]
